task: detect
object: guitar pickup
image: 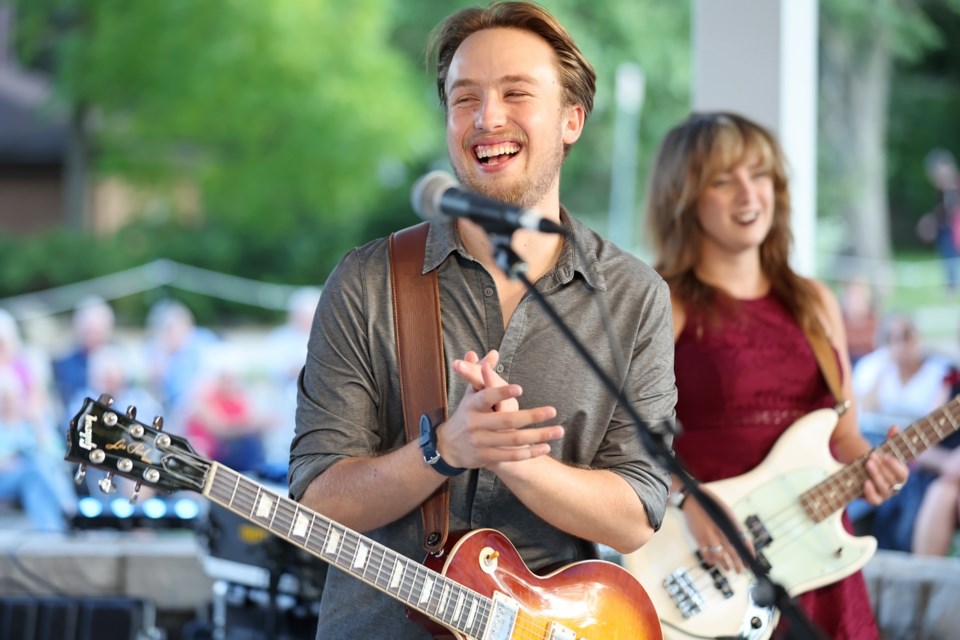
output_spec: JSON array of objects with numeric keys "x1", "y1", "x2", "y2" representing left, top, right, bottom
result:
[
  {"x1": 745, "y1": 514, "x2": 773, "y2": 549},
  {"x1": 546, "y1": 621, "x2": 577, "y2": 640},
  {"x1": 693, "y1": 549, "x2": 735, "y2": 599}
]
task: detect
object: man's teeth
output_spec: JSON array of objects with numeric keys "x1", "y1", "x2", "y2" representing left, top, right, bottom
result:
[{"x1": 476, "y1": 143, "x2": 520, "y2": 159}]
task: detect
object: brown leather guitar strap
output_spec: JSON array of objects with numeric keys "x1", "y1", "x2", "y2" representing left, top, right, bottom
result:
[
  {"x1": 388, "y1": 222, "x2": 451, "y2": 555},
  {"x1": 803, "y1": 325, "x2": 850, "y2": 416}
]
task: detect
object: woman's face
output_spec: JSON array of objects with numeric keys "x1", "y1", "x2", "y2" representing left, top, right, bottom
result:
[{"x1": 695, "y1": 150, "x2": 776, "y2": 257}]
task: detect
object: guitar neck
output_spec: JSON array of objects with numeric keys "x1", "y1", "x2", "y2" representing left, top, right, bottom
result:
[
  {"x1": 201, "y1": 463, "x2": 493, "y2": 637},
  {"x1": 801, "y1": 396, "x2": 960, "y2": 521}
]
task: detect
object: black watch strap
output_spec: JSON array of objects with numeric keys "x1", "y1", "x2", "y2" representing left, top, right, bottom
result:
[{"x1": 418, "y1": 413, "x2": 466, "y2": 477}]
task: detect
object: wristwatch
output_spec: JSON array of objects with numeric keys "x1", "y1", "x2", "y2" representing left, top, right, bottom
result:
[
  {"x1": 669, "y1": 488, "x2": 688, "y2": 509},
  {"x1": 418, "y1": 413, "x2": 466, "y2": 477}
]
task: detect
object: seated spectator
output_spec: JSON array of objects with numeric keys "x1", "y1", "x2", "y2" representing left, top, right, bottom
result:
[
  {"x1": 839, "y1": 276, "x2": 879, "y2": 366},
  {"x1": 143, "y1": 299, "x2": 218, "y2": 423},
  {"x1": 911, "y1": 352, "x2": 960, "y2": 556},
  {"x1": 184, "y1": 355, "x2": 269, "y2": 472},
  {"x1": 852, "y1": 311, "x2": 953, "y2": 551},
  {"x1": 0, "y1": 370, "x2": 76, "y2": 532},
  {"x1": 52, "y1": 296, "x2": 116, "y2": 413},
  {"x1": 0, "y1": 309, "x2": 54, "y2": 427}
]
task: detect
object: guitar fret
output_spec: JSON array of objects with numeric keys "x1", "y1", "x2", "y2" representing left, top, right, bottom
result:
[
  {"x1": 941, "y1": 404, "x2": 959, "y2": 430},
  {"x1": 900, "y1": 433, "x2": 919, "y2": 458},
  {"x1": 912, "y1": 427, "x2": 931, "y2": 448}
]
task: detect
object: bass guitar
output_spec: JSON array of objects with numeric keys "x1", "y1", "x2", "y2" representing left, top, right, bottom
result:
[
  {"x1": 67, "y1": 395, "x2": 662, "y2": 640},
  {"x1": 624, "y1": 397, "x2": 960, "y2": 640}
]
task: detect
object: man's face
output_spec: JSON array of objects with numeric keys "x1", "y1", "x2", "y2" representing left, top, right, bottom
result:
[{"x1": 444, "y1": 27, "x2": 584, "y2": 210}]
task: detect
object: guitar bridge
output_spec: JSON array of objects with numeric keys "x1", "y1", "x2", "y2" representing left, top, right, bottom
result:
[{"x1": 663, "y1": 569, "x2": 705, "y2": 619}]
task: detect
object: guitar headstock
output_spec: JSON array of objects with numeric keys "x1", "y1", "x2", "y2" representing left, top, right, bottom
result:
[{"x1": 66, "y1": 395, "x2": 210, "y2": 496}]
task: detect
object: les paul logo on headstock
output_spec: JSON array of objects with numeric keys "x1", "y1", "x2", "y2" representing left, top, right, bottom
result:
[
  {"x1": 105, "y1": 439, "x2": 155, "y2": 463},
  {"x1": 81, "y1": 412, "x2": 154, "y2": 463}
]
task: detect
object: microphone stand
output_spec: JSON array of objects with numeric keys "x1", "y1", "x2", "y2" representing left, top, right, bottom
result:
[{"x1": 486, "y1": 231, "x2": 825, "y2": 640}]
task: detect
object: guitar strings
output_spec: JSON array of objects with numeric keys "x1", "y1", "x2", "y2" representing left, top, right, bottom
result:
[{"x1": 212, "y1": 468, "x2": 560, "y2": 640}]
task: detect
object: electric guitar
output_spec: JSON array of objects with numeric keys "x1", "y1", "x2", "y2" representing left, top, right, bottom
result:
[
  {"x1": 623, "y1": 397, "x2": 960, "y2": 640},
  {"x1": 66, "y1": 395, "x2": 662, "y2": 640}
]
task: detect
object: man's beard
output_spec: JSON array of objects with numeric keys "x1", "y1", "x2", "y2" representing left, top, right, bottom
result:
[{"x1": 452, "y1": 138, "x2": 565, "y2": 211}]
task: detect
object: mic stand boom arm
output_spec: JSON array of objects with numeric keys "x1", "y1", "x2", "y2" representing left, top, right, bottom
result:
[{"x1": 488, "y1": 234, "x2": 825, "y2": 640}]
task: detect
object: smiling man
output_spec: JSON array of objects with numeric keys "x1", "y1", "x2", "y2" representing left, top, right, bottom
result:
[{"x1": 288, "y1": 2, "x2": 677, "y2": 637}]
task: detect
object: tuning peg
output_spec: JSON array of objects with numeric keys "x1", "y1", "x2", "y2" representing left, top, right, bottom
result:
[
  {"x1": 97, "y1": 393, "x2": 115, "y2": 406},
  {"x1": 153, "y1": 416, "x2": 164, "y2": 431},
  {"x1": 130, "y1": 482, "x2": 142, "y2": 504},
  {"x1": 98, "y1": 473, "x2": 118, "y2": 494},
  {"x1": 74, "y1": 464, "x2": 87, "y2": 485},
  {"x1": 126, "y1": 405, "x2": 138, "y2": 419}
]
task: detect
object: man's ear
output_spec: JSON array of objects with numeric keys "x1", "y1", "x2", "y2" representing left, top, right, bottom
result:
[{"x1": 562, "y1": 103, "x2": 586, "y2": 146}]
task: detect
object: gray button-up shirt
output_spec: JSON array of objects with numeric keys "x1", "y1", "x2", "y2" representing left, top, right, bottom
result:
[{"x1": 289, "y1": 212, "x2": 676, "y2": 638}]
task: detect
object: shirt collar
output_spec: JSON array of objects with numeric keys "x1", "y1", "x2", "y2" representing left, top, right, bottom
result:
[{"x1": 422, "y1": 208, "x2": 608, "y2": 292}]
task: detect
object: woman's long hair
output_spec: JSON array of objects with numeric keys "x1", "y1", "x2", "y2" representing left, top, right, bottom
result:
[{"x1": 643, "y1": 111, "x2": 823, "y2": 336}]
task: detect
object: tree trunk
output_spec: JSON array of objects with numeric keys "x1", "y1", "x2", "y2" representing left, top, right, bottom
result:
[
  {"x1": 820, "y1": 19, "x2": 893, "y2": 266},
  {"x1": 64, "y1": 103, "x2": 91, "y2": 232}
]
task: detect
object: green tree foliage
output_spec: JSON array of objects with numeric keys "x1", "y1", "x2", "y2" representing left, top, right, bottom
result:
[
  {"x1": 13, "y1": 0, "x2": 439, "y2": 242},
  {"x1": 819, "y1": 0, "x2": 960, "y2": 257},
  {"x1": 7, "y1": 0, "x2": 691, "y2": 315},
  {"x1": 886, "y1": 0, "x2": 960, "y2": 244}
]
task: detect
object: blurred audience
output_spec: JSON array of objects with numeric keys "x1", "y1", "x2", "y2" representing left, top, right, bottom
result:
[
  {"x1": 263, "y1": 287, "x2": 320, "y2": 468},
  {"x1": 0, "y1": 309, "x2": 54, "y2": 427},
  {"x1": 852, "y1": 311, "x2": 953, "y2": 551},
  {"x1": 910, "y1": 326, "x2": 960, "y2": 557},
  {"x1": 69, "y1": 344, "x2": 164, "y2": 429},
  {"x1": 144, "y1": 299, "x2": 218, "y2": 424},
  {"x1": 184, "y1": 354, "x2": 269, "y2": 472},
  {"x1": 52, "y1": 296, "x2": 117, "y2": 412},
  {"x1": 0, "y1": 310, "x2": 75, "y2": 532},
  {"x1": 916, "y1": 148, "x2": 960, "y2": 294},
  {"x1": 839, "y1": 277, "x2": 880, "y2": 366}
]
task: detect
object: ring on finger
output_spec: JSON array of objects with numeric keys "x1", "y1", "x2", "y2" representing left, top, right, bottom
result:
[
  {"x1": 707, "y1": 544, "x2": 724, "y2": 553},
  {"x1": 891, "y1": 482, "x2": 904, "y2": 495}
]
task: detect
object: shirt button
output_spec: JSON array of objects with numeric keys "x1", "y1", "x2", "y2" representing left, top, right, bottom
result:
[
  {"x1": 483, "y1": 287, "x2": 494, "y2": 297},
  {"x1": 495, "y1": 364, "x2": 504, "y2": 374}
]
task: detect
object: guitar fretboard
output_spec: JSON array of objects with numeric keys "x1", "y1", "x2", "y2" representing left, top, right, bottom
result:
[
  {"x1": 800, "y1": 396, "x2": 960, "y2": 522},
  {"x1": 203, "y1": 465, "x2": 492, "y2": 637}
]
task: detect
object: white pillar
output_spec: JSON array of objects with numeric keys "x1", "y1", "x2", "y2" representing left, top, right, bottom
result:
[{"x1": 692, "y1": 0, "x2": 819, "y2": 276}]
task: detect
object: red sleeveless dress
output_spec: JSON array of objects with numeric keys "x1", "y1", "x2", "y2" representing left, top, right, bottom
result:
[{"x1": 673, "y1": 293, "x2": 879, "y2": 639}]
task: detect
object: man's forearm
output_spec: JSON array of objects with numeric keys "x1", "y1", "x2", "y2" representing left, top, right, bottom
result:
[
  {"x1": 298, "y1": 440, "x2": 447, "y2": 533},
  {"x1": 493, "y1": 456, "x2": 654, "y2": 554}
]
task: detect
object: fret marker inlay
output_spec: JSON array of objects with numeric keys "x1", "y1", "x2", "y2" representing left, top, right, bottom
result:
[
  {"x1": 389, "y1": 561, "x2": 404, "y2": 590},
  {"x1": 419, "y1": 576, "x2": 434, "y2": 604},
  {"x1": 292, "y1": 512, "x2": 309, "y2": 538},
  {"x1": 256, "y1": 494, "x2": 273, "y2": 518},
  {"x1": 325, "y1": 529, "x2": 341, "y2": 555},
  {"x1": 353, "y1": 542, "x2": 369, "y2": 569}
]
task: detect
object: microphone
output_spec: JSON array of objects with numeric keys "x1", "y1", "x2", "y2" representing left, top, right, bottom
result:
[{"x1": 410, "y1": 171, "x2": 567, "y2": 235}]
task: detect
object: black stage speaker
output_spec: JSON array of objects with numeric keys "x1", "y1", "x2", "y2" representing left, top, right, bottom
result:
[{"x1": 0, "y1": 596, "x2": 157, "y2": 640}]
